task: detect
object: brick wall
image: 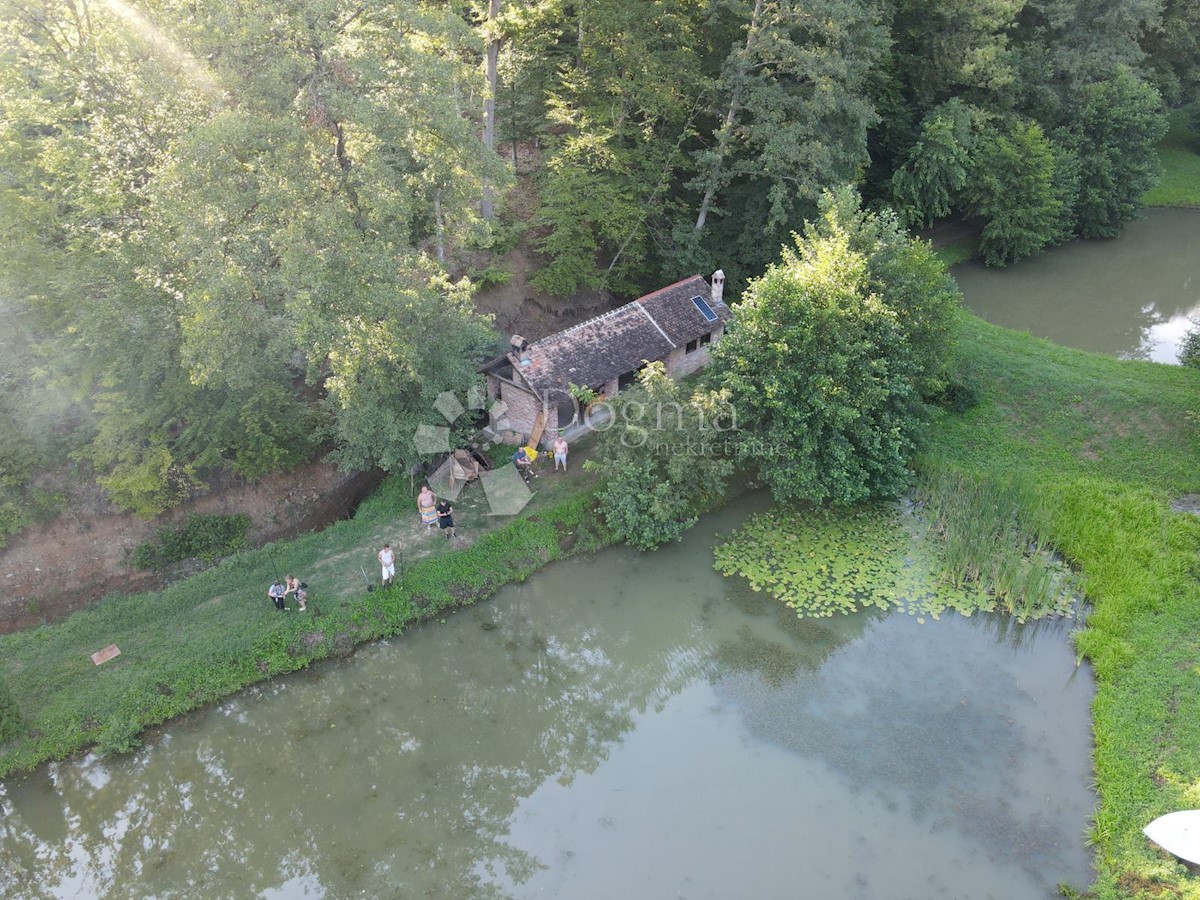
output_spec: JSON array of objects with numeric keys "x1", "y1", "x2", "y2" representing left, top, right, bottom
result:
[{"x1": 496, "y1": 381, "x2": 558, "y2": 447}]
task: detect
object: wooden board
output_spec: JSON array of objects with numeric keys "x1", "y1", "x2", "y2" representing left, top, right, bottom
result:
[
  {"x1": 530, "y1": 410, "x2": 547, "y2": 448},
  {"x1": 1145, "y1": 811, "x2": 1200, "y2": 865},
  {"x1": 91, "y1": 644, "x2": 121, "y2": 666}
]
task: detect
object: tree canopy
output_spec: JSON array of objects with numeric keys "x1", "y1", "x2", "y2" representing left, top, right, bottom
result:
[
  {"x1": 0, "y1": 0, "x2": 1187, "y2": 529},
  {"x1": 709, "y1": 189, "x2": 961, "y2": 505}
]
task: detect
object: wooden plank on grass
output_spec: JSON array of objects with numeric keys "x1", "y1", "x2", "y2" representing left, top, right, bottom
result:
[{"x1": 91, "y1": 644, "x2": 121, "y2": 666}]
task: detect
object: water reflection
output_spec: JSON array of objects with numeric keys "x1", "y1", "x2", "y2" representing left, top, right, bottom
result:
[
  {"x1": 0, "y1": 494, "x2": 1094, "y2": 899},
  {"x1": 957, "y1": 208, "x2": 1200, "y2": 363}
]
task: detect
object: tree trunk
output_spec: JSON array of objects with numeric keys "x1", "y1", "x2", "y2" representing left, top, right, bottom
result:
[
  {"x1": 435, "y1": 185, "x2": 445, "y2": 263},
  {"x1": 481, "y1": 0, "x2": 500, "y2": 221},
  {"x1": 695, "y1": 0, "x2": 764, "y2": 233}
]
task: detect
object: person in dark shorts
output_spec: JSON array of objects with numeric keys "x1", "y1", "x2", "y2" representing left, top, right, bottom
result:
[
  {"x1": 268, "y1": 580, "x2": 287, "y2": 611},
  {"x1": 436, "y1": 499, "x2": 457, "y2": 540}
]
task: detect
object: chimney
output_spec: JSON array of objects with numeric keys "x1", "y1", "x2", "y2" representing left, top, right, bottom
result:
[
  {"x1": 509, "y1": 334, "x2": 528, "y2": 353},
  {"x1": 711, "y1": 270, "x2": 725, "y2": 306}
]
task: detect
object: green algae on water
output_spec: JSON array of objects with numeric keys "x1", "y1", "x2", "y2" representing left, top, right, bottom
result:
[{"x1": 713, "y1": 502, "x2": 997, "y2": 620}]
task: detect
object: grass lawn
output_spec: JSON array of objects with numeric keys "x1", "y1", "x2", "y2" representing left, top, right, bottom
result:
[
  {"x1": 926, "y1": 313, "x2": 1200, "y2": 898},
  {"x1": 1143, "y1": 103, "x2": 1200, "y2": 208},
  {"x1": 0, "y1": 445, "x2": 607, "y2": 776}
]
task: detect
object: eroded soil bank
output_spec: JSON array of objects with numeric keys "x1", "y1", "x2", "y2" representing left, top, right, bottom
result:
[{"x1": 0, "y1": 464, "x2": 383, "y2": 633}]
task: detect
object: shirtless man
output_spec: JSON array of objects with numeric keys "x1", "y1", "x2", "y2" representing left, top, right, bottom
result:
[
  {"x1": 553, "y1": 435, "x2": 569, "y2": 472},
  {"x1": 284, "y1": 575, "x2": 307, "y2": 612}
]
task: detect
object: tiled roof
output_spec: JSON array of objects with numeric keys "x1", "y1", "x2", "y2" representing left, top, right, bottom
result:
[
  {"x1": 502, "y1": 275, "x2": 729, "y2": 396},
  {"x1": 636, "y1": 275, "x2": 731, "y2": 345}
]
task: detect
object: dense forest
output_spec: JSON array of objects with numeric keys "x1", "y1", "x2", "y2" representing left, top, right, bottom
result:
[{"x1": 0, "y1": 0, "x2": 1196, "y2": 534}]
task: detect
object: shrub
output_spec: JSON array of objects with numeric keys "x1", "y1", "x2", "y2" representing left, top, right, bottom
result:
[
  {"x1": 1179, "y1": 321, "x2": 1200, "y2": 369},
  {"x1": 133, "y1": 513, "x2": 252, "y2": 569},
  {"x1": 586, "y1": 364, "x2": 735, "y2": 549}
]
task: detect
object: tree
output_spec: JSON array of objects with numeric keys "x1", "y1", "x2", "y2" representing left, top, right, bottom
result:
[
  {"x1": 586, "y1": 364, "x2": 735, "y2": 550},
  {"x1": 710, "y1": 189, "x2": 958, "y2": 505},
  {"x1": 890, "y1": 99, "x2": 980, "y2": 227},
  {"x1": 966, "y1": 118, "x2": 1064, "y2": 265},
  {"x1": 0, "y1": 0, "x2": 508, "y2": 512},
  {"x1": 1141, "y1": 0, "x2": 1200, "y2": 104},
  {"x1": 322, "y1": 269, "x2": 498, "y2": 473},
  {"x1": 529, "y1": 0, "x2": 711, "y2": 297},
  {"x1": 1058, "y1": 67, "x2": 1166, "y2": 239},
  {"x1": 686, "y1": 0, "x2": 886, "y2": 279},
  {"x1": 814, "y1": 188, "x2": 961, "y2": 398}
]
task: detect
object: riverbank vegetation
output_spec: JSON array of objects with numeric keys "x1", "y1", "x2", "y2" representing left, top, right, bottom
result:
[
  {"x1": 925, "y1": 317, "x2": 1200, "y2": 898},
  {"x1": 0, "y1": 0, "x2": 1188, "y2": 543},
  {"x1": 0, "y1": 465, "x2": 609, "y2": 777},
  {"x1": 1142, "y1": 103, "x2": 1200, "y2": 207}
]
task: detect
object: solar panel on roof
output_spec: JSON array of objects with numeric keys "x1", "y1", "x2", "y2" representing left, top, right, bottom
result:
[{"x1": 691, "y1": 295, "x2": 718, "y2": 323}]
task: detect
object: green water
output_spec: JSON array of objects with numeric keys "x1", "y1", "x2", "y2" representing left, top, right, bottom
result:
[
  {"x1": 0, "y1": 492, "x2": 1094, "y2": 899},
  {"x1": 957, "y1": 208, "x2": 1200, "y2": 362}
]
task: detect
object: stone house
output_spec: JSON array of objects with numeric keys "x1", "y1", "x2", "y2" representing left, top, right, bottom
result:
[{"x1": 482, "y1": 271, "x2": 731, "y2": 445}]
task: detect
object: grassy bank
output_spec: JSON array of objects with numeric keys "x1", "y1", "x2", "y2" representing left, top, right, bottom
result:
[
  {"x1": 925, "y1": 314, "x2": 1200, "y2": 898},
  {"x1": 0, "y1": 461, "x2": 610, "y2": 777},
  {"x1": 1143, "y1": 103, "x2": 1200, "y2": 208}
]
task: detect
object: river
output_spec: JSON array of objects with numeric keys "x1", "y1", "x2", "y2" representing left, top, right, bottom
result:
[
  {"x1": 958, "y1": 207, "x2": 1200, "y2": 362},
  {"x1": 0, "y1": 492, "x2": 1094, "y2": 899}
]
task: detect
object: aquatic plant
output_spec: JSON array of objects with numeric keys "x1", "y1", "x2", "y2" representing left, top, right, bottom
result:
[
  {"x1": 713, "y1": 487, "x2": 1078, "y2": 622},
  {"x1": 713, "y1": 502, "x2": 994, "y2": 620},
  {"x1": 916, "y1": 468, "x2": 1080, "y2": 620}
]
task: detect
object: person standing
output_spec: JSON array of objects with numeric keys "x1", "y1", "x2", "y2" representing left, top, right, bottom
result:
[
  {"x1": 268, "y1": 580, "x2": 287, "y2": 611},
  {"x1": 417, "y1": 485, "x2": 438, "y2": 532},
  {"x1": 553, "y1": 435, "x2": 569, "y2": 472},
  {"x1": 436, "y1": 499, "x2": 457, "y2": 540},
  {"x1": 284, "y1": 574, "x2": 307, "y2": 612},
  {"x1": 378, "y1": 543, "x2": 396, "y2": 588}
]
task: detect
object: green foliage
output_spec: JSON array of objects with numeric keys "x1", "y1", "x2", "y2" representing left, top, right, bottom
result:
[
  {"x1": 1059, "y1": 67, "x2": 1166, "y2": 238},
  {"x1": 586, "y1": 363, "x2": 735, "y2": 550},
  {"x1": 1140, "y1": 0, "x2": 1200, "y2": 106},
  {"x1": 322, "y1": 274, "x2": 498, "y2": 474},
  {"x1": 710, "y1": 189, "x2": 959, "y2": 504},
  {"x1": 713, "y1": 503, "x2": 994, "y2": 619},
  {"x1": 890, "y1": 99, "x2": 979, "y2": 227},
  {"x1": 0, "y1": 0, "x2": 505, "y2": 513},
  {"x1": 966, "y1": 118, "x2": 1064, "y2": 265},
  {"x1": 133, "y1": 514, "x2": 252, "y2": 570},
  {"x1": 1178, "y1": 321, "x2": 1200, "y2": 369},
  {"x1": 0, "y1": 675, "x2": 22, "y2": 744}
]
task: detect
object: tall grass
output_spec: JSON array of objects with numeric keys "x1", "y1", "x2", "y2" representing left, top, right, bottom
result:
[{"x1": 917, "y1": 467, "x2": 1079, "y2": 621}]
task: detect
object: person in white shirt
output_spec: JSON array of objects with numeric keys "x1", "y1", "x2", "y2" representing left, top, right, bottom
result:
[{"x1": 378, "y1": 543, "x2": 396, "y2": 588}]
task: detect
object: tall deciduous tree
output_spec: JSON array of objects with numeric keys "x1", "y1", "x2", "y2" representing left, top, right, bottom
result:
[
  {"x1": 966, "y1": 118, "x2": 1064, "y2": 265},
  {"x1": 710, "y1": 189, "x2": 959, "y2": 505},
  {"x1": 1058, "y1": 66, "x2": 1166, "y2": 238}
]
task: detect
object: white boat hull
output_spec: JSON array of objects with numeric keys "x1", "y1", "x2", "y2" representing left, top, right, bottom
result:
[{"x1": 1145, "y1": 811, "x2": 1200, "y2": 865}]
